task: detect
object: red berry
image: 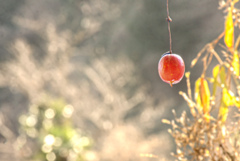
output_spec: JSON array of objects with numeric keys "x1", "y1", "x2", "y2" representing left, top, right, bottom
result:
[{"x1": 158, "y1": 53, "x2": 185, "y2": 86}]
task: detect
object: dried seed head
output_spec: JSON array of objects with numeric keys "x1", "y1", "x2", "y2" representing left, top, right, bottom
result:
[
  {"x1": 162, "y1": 119, "x2": 171, "y2": 125},
  {"x1": 168, "y1": 129, "x2": 172, "y2": 134}
]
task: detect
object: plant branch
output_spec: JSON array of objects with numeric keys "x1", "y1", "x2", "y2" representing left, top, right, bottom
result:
[{"x1": 166, "y1": 0, "x2": 172, "y2": 54}]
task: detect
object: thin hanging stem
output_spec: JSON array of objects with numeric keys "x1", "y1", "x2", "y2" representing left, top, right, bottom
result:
[{"x1": 166, "y1": 0, "x2": 172, "y2": 54}]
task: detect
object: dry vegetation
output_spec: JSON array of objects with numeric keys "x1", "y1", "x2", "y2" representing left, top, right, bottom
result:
[{"x1": 163, "y1": 0, "x2": 240, "y2": 160}]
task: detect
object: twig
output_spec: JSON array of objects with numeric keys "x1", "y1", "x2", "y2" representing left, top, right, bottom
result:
[
  {"x1": 191, "y1": 31, "x2": 225, "y2": 68},
  {"x1": 166, "y1": 0, "x2": 172, "y2": 54},
  {"x1": 220, "y1": 143, "x2": 235, "y2": 161}
]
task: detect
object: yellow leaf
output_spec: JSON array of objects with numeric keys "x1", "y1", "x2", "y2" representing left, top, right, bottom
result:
[
  {"x1": 219, "y1": 66, "x2": 226, "y2": 85},
  {"x1": 232, "y1": 50, "x2": 239, "y2": 76},
  {"x1": 213, "y1": 65, "x2": 220, "y2": 78},
  {"x1": 212, "y1": 65, "x2": 220, "y2": 96},
  {"x1": 235, "y1": 97, "x2": 240, "y2": 108},
  {"x1": 218, "y1": 88, "x2": 232, "y2": 122},
  {"x1": 195, "y1": 77, "x2": 211, "y2": 122},
  {"x1": 222, "y1": 88, "x2": 235, "y2": 106},
  {"x1": 224, "y1": 8, "x2": 234, "y2": 49},
  {"x1": 218, "y1": 88, "x2": 234, "y2": 123},
  {"x1": 200, "y1": 78, "x2": 211, "y2": 115},
  {"x1": 234, "y1": 0, "x2": 239, "y2": 3},
  {"x1": 218, "y1": 105, "x2": 228, "y2": 123},
  {"x1": 195, "y1": 78, "x2": 202, "y2": 110}
]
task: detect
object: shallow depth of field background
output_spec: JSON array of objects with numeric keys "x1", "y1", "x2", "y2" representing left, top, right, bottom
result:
[{"x1": 0, "y1": 0, "x2": 223, "y2": 160}]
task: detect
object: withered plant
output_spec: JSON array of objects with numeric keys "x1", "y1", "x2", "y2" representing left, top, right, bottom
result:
[{"x1": 162, "y1": 0, "x2": 240, "y2": 160}]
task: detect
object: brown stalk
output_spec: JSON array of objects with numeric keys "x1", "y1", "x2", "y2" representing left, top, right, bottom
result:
[{"x1": 166, "y1": 0, "x2": 172, "y2": 54}]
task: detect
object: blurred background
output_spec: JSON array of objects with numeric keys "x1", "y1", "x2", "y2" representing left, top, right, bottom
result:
[{"x1": 0, "y1": 0, "x2": 224, "y2": 160}]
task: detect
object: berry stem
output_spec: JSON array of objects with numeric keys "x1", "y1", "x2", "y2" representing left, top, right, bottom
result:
[{"x1": 166, "y1": 0, "x2": 172, "y2": 54}]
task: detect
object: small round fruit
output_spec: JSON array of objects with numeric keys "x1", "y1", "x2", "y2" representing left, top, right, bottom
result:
[{"x1": 158, "y1": 52, "x2": 185, "y2": 86}]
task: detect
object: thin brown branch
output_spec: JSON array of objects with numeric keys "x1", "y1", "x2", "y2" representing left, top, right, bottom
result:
[
  {"x1": 179, "y1": 91, "x2": 196, "y2": 117},
  {"x1": 191, "y1": 31, "x2": 225, "y2": 68},
  {"x1": 185, "y1": 72, "x2": 192, "y2": 100},
  {"x1": 166, "y1": 0, "x2": 172, "y2": 54},
  {"x1": 210, "y1": 47, "x2": 224, "y2": 65}
]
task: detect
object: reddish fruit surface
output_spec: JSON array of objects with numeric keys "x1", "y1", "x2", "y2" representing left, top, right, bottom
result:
[{"x1": 158, "y1": 53, "x2": 185, "y2": 86}]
